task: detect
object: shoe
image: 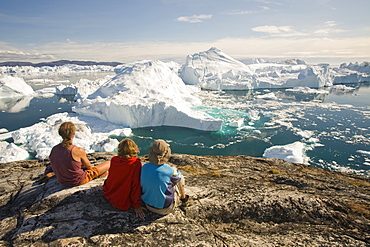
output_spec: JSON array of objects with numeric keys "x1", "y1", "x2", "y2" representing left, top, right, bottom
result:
[
  {"x1": 180, "y1": 195, "x2": 189, "y2": 204},
  {"x1": 36, "y1": 173, "x2": 54, "y2": 184}
]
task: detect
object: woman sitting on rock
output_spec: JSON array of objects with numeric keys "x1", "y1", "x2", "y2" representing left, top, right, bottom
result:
[
  {"x1": 140, "y1": 139, "x2": 189, "y2": 215},
  {"x1": 48, "y1": 121, "x2": 110, "y2": 187},
  {"x1": 103, "y1": 138, "x2": 145, "y2": 218}
]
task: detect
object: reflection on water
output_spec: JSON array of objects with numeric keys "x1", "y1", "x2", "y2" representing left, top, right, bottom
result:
[
  {"x1": 56, "y1": 94, "x2": 76, "y2": 103},
  {"x1": 0, "y1": 96, "x2": 33, "y2": 113},
  {"x1": 0, "y1": 95, "x2": 74, "y2": 132}
]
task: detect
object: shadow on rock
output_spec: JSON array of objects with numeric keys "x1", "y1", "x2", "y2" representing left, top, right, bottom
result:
[{"x1": 6, "y1": 182, "x2": 161, "y2": 244}]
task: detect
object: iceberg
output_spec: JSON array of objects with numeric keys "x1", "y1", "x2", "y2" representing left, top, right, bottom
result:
[
  {"x1": 0, "y1": 141, "x2": 29, "y2": 163},
  {"x1": 55, "y1": 85, "x2": 78, "y2": 95},
  {"x1": 180, "y1": 47, "x2": 255, "y2": 90},
  {"x1": 263, "y1": 141, "x2": 310, "y2": 164},
  {"x1": 0, "y1": 64, "x2": 115, "y2": 75},
  {"x1": 73, "y1": 60, "x2": 222, "y2": 131},
  {"x1": 7, "y1": 112, "x2": 131, "y2": 159},
  {"x1": 180, "y1": 48, "x2": 370, "y2": 90},
  {"x1": 0, "y1": 76, "x2": 34, "y2": 98}
]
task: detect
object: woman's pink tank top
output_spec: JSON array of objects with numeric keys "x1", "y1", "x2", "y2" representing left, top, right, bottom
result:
[{"x1": 49, "y1": 143, "x2": 86, "y2": 187}]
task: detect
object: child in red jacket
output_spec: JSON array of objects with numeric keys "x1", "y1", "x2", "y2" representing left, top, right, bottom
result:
[{"x1": 103, "y1": 138, "x2": 145, "y2": 218}]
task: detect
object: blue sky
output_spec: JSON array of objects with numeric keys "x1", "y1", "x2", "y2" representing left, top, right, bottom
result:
[{"x1": 1, "y1": 0, "x2": 369, "y2": 65}]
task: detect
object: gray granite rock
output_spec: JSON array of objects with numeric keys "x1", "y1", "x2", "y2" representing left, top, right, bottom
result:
[{"x1": 0, "y1": 153, "x2": 369, "y2": 246}]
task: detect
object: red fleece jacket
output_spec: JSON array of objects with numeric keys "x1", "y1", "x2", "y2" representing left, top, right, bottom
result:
[{"x1": 103, "y1": 156, "x2": 142, "y2": 210}]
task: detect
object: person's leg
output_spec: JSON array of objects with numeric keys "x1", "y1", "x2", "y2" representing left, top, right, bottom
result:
[
  {"x1": 95, "y1": 160, "x2": 110, "y2": 175},
  {"x1": 145, "y1": 203, "x2": 174, "y2": 215},
  {"x1": 177, "y1": 176, "x2": 186, "y2": 199}
]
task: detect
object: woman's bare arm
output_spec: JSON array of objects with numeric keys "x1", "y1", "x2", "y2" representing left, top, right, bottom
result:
[{"x1": 72, "y1": 146, "x2": 93, "y2": 170}]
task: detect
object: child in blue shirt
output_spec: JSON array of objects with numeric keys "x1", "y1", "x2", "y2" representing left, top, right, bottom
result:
[{"x1": 141, "y1": 139, "x2": 189, "y2": 215}]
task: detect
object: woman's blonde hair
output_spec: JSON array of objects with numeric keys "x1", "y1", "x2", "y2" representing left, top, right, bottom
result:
[
  {"x1": 58, "y1": 122, "x2": 76, "y2": 148},
  {"x1": 117, "y1": 138, "x2": 139, "y2": 158}
]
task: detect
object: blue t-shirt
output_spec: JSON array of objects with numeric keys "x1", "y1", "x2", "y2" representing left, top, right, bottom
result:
[{"x1": 140, "y1": 162, "x2": 182, "y2": 209}]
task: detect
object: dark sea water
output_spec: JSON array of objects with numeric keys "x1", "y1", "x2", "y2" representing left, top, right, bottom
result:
[{"x1": 1, "y1": 73, "x2": 369, "y2": 176}]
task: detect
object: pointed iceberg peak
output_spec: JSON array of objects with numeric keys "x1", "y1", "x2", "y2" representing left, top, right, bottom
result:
[
  {"x1": 180, "y1": 47, "x2": 253, "y2": 90},
  {"x1": 186, "y1": 47, "x2": 247, "y2": 67}
]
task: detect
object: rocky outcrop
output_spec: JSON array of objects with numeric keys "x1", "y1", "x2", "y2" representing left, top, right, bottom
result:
[{"x1": 0, "y1": 153, "x2": 369, "y2": 246}]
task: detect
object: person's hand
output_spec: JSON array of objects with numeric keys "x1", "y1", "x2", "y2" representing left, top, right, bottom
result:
[{"x1": 134, "y1": 207, "x2": 145, "y2": 218}]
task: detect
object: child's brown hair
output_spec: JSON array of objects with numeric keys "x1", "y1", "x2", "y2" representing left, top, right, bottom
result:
[{"x1": 118, "y1": 138, "x2": 139, "y2": 159}]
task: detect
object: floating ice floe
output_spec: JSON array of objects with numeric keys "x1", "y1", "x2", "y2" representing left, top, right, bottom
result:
[
  {"x1": 0, "y1": 76, "x2": 34, "y2": 98},
  {"x1": 73, "y1": 60, "x2": 222, "y2": 131},
  {"x1": 229, "y1": 119, "x2": 244, "y2": 128},
  {"x1": 0, "y1": 141, "x2": 29, "y2": 163},
  {"x1": 2, "y1": 112, "x2": 132, "y2": 160},
  {"x1": 357, "y1": 150, "x2": 370, "y2": 156},
  {"x1": 263, "y1": 141, "x2": 310, "y2": 164},
  {"x1": 286, "y1": 86, "x2": 328, "y2": 94},
  {"x1": 256, "y1": 92, "x2": 278, "y2": 100}
]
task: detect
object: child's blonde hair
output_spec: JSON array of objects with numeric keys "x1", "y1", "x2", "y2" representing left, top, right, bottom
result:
[
  {"x1": 58, "y1": 122, "x2": 76, "y2": 148},
  {"x1": 118, "y1": 138, "x2": 139, "y2": 158}
]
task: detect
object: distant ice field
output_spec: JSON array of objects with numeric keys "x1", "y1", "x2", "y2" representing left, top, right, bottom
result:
[{"x1": 1, "y1": 55, "x2": 370, "y2": 177}]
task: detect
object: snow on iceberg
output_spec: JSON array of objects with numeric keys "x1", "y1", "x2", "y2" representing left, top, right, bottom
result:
[
  {"x1": 263, "y1": 141, "x2": 310, "y2": 164},
  {"x1": 9, "y1": 112, "x2": 132, "y2": 159},
  {"x1": 180, "y1": 48, "x2": 369, "y2": 90},
  {"x1": 0, "y1": 76, "x2": 34, "y2": 98},
  {"x1": 73, "y1": 76, "x2": 114, "y2": 99},
  {"x1": 73, "y1": 60, "x2": 222, "y2": 131}
]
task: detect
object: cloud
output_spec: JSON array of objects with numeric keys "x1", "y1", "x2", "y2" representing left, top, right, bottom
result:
[
  {"x1": 224, "y1": 4, "x2": 270, "y2": 15},
  {"x1": 325, "y1": 21, "x2": 338, "y2": 27},
  {"x1": 224, "y1": 10, "x2": 255, "y2": 15},
  {"x1": 176, "y1": 14, "x2": 212, "y2": 23},
  {"x1": 254, "y1": 0, "x2": 282, "y2": 5},
  {"x1": 251, "y1": 25, "x2": 307, "y2": 37},
  {"x1": 314, "y1": 28, "x2": 345, "y2": 34},
  {"x1": 313, "y1": 21, "x2": 345, "y2": 34},
  {"x1": 1, "y1": 35, "x2": 370, "y2": 65},
  {"x1": 0, "y1": 50, "x2": 56, "y2": 61},
  {"x1": 252, "y1": 21, "x2": 346, "y2": 37}
]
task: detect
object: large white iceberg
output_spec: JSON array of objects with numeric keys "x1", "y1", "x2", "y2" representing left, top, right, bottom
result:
[
  {"x1": 73, "y1": 60, "x2": 222, "y2": 131},
  {"x1": 0, "y1": 76, "x2": 34, "y2": 98},
  {"x1": 180, "y1": 48, "x2": 370, "y2": 90}
]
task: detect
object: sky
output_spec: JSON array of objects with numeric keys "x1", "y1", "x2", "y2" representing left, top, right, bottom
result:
[{"x1": 1, "y1": 0, "x2": 370, "y2": 65}]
